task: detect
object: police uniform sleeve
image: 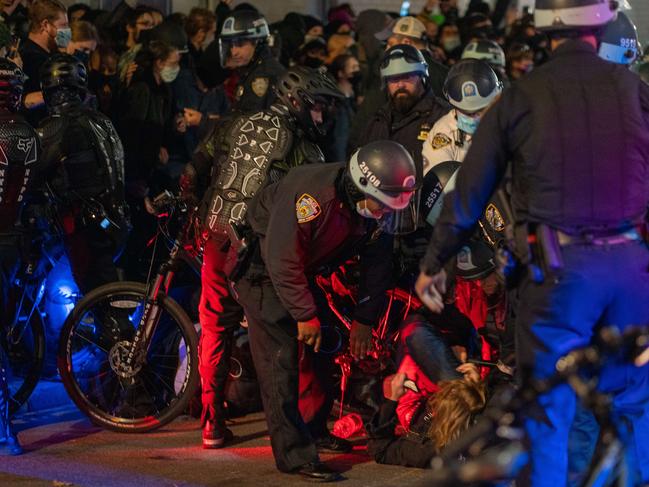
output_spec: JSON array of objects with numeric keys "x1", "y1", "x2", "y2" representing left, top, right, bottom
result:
[
  {"x1": 353, "y1": 231, "x2": 393, "y2": 326},
  {"x1": 640, "y1": 81, "x2": 649, "y2": 129},
  {"x1": 263, "y1": 189, "x2": 322, "y2": 322},
  {"x1": 420, "y1": 88, "x2": 529, "y2": 276}
]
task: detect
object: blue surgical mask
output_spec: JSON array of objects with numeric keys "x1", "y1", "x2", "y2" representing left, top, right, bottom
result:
[
  {"x1": 457, "y1": 111, "x2": 480, "y2": 135},
  {"x1": 55, "y1": 27, "x2": 72, "y2": 48}
]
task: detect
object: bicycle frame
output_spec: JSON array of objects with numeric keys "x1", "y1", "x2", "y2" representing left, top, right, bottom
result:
[{"x1": 122, "y1": 198, "x2": 202, "y2": 372}]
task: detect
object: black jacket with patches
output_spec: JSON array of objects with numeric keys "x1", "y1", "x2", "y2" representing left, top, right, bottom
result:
[
  {"x1": 246, "y1": 163, "x2": 394, "y2": 324},
  {"x1": 355, "y1": 90, "x2": 450, "y2": 181},
  {"x1": 233, "y1": 46, "x2": 286, "y2": 113}
]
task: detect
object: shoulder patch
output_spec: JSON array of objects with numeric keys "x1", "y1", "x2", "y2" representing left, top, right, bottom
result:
[
  {"x1": 431, "y1": 133, "x2": 451, "y2": 150},
  {"x1": 296, "y1": 193, "x2": 321, "y2": 223},
  {"x1": 251, "y1": 77, "x2": 269, "y2": 97},
  {"x1": 485, "y1": 203, "x2": 505, "y2": 232}
]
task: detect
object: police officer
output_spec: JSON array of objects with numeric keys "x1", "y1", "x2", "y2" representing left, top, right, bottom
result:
[
  {"x1": 233, "y1": 140, "x2": 419, "y2": 481},
  {"x1": 422, "y1": 59, "x2": 502, "y2": 174},
  {"x1": 218, "y1": 10, "x2": 284, "y2": 112},
  {"x1": 356, "y1": 44, "x2": 449, "y2": 182},
  {"x1": 415, "y1": 1, "x2": 649, "y2": 485},
  {"x1": 598, "y1": 11, "x2": 640, "y2": 66},
  {"x1": 38, "y1": 54, "x2": 128, "y2": 295},
  {"x1": 0, "y1": 58, "x2": 43, "y2": 456},
  {"x1": 180, "y1": 66, "x2": 343, "y2": 450}
]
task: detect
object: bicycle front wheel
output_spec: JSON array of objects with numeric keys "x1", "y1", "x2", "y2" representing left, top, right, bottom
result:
[
  {"x1": 58, "y1": 281, "x2": 199, "y2": 433},
  {"x1": 2, "y1": 294, "x2": 45, "y2": 415}
]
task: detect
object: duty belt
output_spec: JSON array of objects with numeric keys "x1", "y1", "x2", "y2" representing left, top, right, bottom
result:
[{"x1": 556, "y1": 228, "x2": 642, "y2": 247}]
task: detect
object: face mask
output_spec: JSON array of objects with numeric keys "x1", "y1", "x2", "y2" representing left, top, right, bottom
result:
[
  {"x1": 160, "y1": 65, "x2": 180, "y2": 83},
  {"x1": 304, "y1": 56, "x2": 325, "y2": 69},
  {"x1": 350, "y1": 71, "x2": 362, "y2": 87},
  {"x1": 457, "y1": 111, "x2": 480, "y2": 135},
  {"x1": 55, "y1": 27, "x2": 72, "y2": 48},
  {"x1": 201, "y1": 32, "x2": 215, "y2": 51},
  {"x1": 442, "y1": 36, "x2": 461, "y2": 52},
  {"x1": 355, "y1": 201, "x2": 382, "y2": 220}
]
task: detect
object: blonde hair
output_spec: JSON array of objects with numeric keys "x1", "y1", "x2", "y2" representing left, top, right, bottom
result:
[
  {"x1": 426, "y1": 379, "x2": 487, "y2": 452},
  {"x1": 71, "y1": 20, "x2": 98, "y2": 43}
]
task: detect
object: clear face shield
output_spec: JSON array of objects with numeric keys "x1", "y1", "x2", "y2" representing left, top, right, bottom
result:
[
  {"x1": 379, "y1": 189, "x2": 421, "y2": 235},
  {"x1": 218, "y1": 37, "x2": 256, "y2": 68}
]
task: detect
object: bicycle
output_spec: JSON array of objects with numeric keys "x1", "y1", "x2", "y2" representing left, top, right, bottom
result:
[
  {"x1": 2, "y1": 203, "x2": 68, "y2": 415},
  {"x1": 426, "y1": 326, "x2": 649, "y2": 487},
  {"x1": 57, "y1": 192, "x2": 201, "y2": 433}
]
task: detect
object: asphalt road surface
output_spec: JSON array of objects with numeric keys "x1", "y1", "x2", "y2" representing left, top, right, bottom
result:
[{"x1": 1, "y1": 405, "x2": 427, "y2": 487}]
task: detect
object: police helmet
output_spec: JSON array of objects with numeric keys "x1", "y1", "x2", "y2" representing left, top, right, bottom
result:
[
  {"x1": 275, "y1": 66, "x2": 343, "y2": 137},
  {"x1": 380, "y1": 44, "x2": 429, "y2": 88},
  {"x1": 0, "y1": 58, "x2": 24, "y2": 112},
  {"x1": 534, "y1": 0, "x2": 617, "y2": 33},
  {"x1": 40, "y1": 53, "x2": 88, "y2": 93},
  {"x1": 456, "y1": 239, "x2": 496, "y2": 280},
  {"x1": 421, "y1": 160, "x2": 461, "y2": 226},
  {"x1": 347, "y1": 140, "x2": 420, "y2": 211},
  {"x1": 220, "y1": 10, "x2": 270, "y2": 41},
  {"x1": 598, "y1": 11, "x2": 639, "y2": 65},
  {"x1": 443, "y1": 59, "x2": 502, "y2": 113},
  {"x1": 461, "y1": 40, "x2": 506, "y2": 68}
]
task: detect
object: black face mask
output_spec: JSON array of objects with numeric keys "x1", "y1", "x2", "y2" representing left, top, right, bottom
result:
[
  {"x1": 349, "y1": 71, "x2": 362, "y2": 86},
  {"x1": 303, "y1": 55, "x2": 325, "y2": 69}
]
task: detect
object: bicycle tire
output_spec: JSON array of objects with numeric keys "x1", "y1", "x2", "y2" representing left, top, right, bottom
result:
[
  {"x1": 58, "y1": 281, "x2": 199, "y2": 433},
  {"x1": 2, "y1": 295, "x2": 46, "y2": 416}
]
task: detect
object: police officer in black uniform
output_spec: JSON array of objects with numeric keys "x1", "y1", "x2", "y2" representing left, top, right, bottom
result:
[
  {"x1": 38, "y1": 54, "x2": 128, "y2": 295},
  {"x1": 415, "y1": 1, "x2": 649, "y2": 485},
  {"x1": 356, "y1": 44, "x2": 449, "y2": 180},
  {"x1": 233, "y1": 141, "x2": 419, "y2": 481},
  {"x1": 0, "y1": 58, "x2": 43, "y2": 456},
  {"x1": 218, "y1": 10, "x2": 285, "y2": 113},
  {"x1": 180, "y1": 66, "x2": 343, "y2": 450}
]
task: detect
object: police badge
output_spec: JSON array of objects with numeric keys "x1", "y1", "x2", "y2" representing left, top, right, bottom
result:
[
  {"x1": 251, "y1": 77, "x2": 269, "y2": 97},
  {"x1": 431, "y1": 133, "x2": 452, "y2": 150},
  {"x1": 485, "y1": 203, "x2": 505, "y2": 232},
  {"x1": 296, "y1": 193, "x2": 321, "y2": 223}
]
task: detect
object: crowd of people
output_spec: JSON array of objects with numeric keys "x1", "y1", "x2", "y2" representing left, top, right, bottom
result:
[{"x1": 1, "y1": 0, "x2": 649, "y2": 486}]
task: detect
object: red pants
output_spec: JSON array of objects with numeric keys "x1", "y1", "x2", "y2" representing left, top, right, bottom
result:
[{"x1": 198, "y1": 237, "x2": 244, "y2": 425}]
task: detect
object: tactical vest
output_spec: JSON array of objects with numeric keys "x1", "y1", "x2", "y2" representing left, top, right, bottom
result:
[
  {"x1": 202, "y1": 106, "x2": 323, "y2": 238},
  {"x1": 0, "y1": 114, "x2": 40, "y2": 232}
]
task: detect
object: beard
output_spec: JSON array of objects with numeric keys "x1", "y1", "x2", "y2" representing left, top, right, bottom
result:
[{"x1": 390, "y1": 90, "x2": 419, "y2": 114}]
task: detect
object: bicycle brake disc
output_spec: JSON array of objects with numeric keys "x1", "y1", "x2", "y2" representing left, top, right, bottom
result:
[{"x1": 108, "y1": 340, "x2": 145, "y2": 378}]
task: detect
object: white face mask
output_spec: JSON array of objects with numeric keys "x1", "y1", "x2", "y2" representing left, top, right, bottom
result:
[
  {"x1": 160, "y1": 65, "x2": 180, "y2": 83},
  {"x1": 355, "y1": 200, "x2": 382, "y2": 219}
]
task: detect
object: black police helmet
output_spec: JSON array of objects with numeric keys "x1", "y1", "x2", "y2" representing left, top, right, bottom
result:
[
  {"x1": 347, "y1": 140, "x2": 420, "y2": 210},
  {"x1": 534, "y1": 0, "x2": 617, "y2": 33},
  {"x1": 598, "y1": 11, "x2": 639, "y2": 65},
  {"x1": 456, "y1": 239, "x2": 496, "y2": 280},
  {"x1": 276, "y1": 66, "x2": 343, "y2": 137},
  {"x1": 220, "y1": 10, "x2": 269, "y2": 40},
  {"x1": 380, "y1": 44, "x2": 429, "y2": 88},
  {"x1": 0, "y1": 57, "x2": 24, "y2": 112},
  {"x1": 421, "y1": 160, "x2": 461, "y2": 226},
  {"x1": 40, "y1": 53, "x2": 87, "y2": 93},
  {"x1": 443, "y1": 59, "x2": 502, "y2": 113}
]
